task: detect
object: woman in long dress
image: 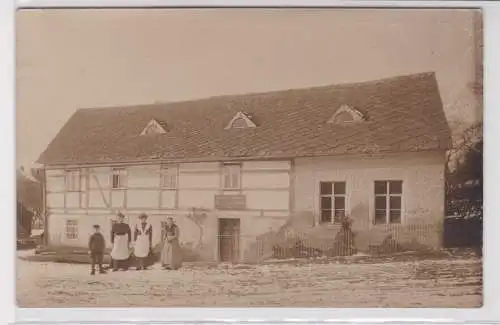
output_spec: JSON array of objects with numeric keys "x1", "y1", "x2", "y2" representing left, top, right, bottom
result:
[
  {"x1": 160, "y1": 217, "x2": 182, "y2": 270},
  {"x1": 133, "y1": 213, "x2": 152, "y2": 270},
  {"x1": 110, "y1": 213, "x2": 131, "y2": 271}
]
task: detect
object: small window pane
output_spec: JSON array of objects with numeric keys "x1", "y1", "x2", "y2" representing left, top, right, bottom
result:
[
  {"x1": 321, "y1": 210, "x2": 332, "y2": 223},
  {"x1": 389, "y1": 210, "x2": 401, "y2": 223},
  {"x1": 374, "y1": 211, "x2": 386, "y2": 224},
  {"x1": 389, "y1": 181, "x2": 403, "y2": 194},
  {"x1": 320, "y1": 197, "x2": 332, "y2": 210},
  {"x1": 231, "y1": 118, "x2": 248, "y2": 128},
  {"x1": 334, "y1": 196, "x2": 345, "y2": 210},
  {"x1": 112, "y1": 174, "x2": 120, "y2": 189},
  {"x1": 334, "y1": 112, "x2": 355, "y2": 124},
  {"x1": 320, "y1": 182, "x2": 332, "y2": 195},
  {"x1": 390, "y1": 196, "x2": 402, "y2": 210},
  {"x1": 374, "y1": 181, "x2": 387, "y2": 194},
  {"x1": 231, "y1": 173, "x2": 239, "y2": 188},
  {"x1": 222, "y1": 164, "x2": 241, "y2": 189},
  {"x1": 334, "y1": 182, "x2": 346, "y2": 195},
  {"x1": 375, "y1": 196, "x2": 387, "y2": 209},
  {"x1": 224, "y1": 175, "x2": 232, "y2": 188},
  {"x1": 161, "y1": 166, "x2": 178, "y2": 189}
]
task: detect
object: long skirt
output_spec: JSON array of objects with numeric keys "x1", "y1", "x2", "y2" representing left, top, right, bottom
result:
[
  {"x1": 134, "y1": 234, "x2": 151, "y2": 258},
  {"x1": 160, "y1": 239, "x2": 182, "y2": 269},
  {"x1": 111, "y1": 234, "x2": 130, "y2": 261}
]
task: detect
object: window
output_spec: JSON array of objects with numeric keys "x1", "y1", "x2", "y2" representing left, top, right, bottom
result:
[
  {"x1": 320, "y1": 181, "x2": 346, "y2": 224},
  {"x1": 111, "y1": 168, "x2": 127, "y2": 189},
  {"x1": 327, "y1": 104, "x2": 365, "y2": 124},
  {"x1": 332, "y1": 112, "x2": 355, "y2": 124},
  {"x1": 65, "y1": 169, "x2": 81, "y2": 192},
  {"x1": 222, "y1": 163, "x2": 241, "y2": 190},
  {"x1": 140, "y1": 119, "x2": 167, "y2": 136},
  {"x1": 161, "y1": 165, "x2": 178, "y2": 189},
  {"x1": 231, "y1": 117, "x2": 248, "y2": 129},
  {"x1": 225, "y1": 112, "x2": 257, "y2": 129},
  {"x1": 65, "y1": 220, "x2": 78, "y2": 239},
  {"x1": 374, "y1": 180, "x2": 403, "y2": 224}
]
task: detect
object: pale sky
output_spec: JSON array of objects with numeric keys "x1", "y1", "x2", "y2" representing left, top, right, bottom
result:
[{"x1": 16, "y1": 8, "x2": 480, "y2": 168}]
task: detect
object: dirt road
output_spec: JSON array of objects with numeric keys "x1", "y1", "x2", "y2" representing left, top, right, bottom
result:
[{"x1": 16, "y1": 252, "x2": 482, "y2": 308}]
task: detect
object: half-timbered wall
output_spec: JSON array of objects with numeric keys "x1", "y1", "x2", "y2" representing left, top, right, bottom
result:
[{"x1": 45, "y1": 160, "x2": 292, "y2": 256}]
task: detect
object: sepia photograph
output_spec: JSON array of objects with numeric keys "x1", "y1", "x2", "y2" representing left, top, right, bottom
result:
[{"x1": 15, "y1": 8, "x2": 483, "y2": 308}]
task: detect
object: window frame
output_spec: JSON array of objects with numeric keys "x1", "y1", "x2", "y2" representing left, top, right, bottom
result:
[
  {"x1": 111, "y1": 168, "x2": 127, "y2": 190},
  {"x1": 160, "y1": 164, "x2": 179, "y2": 190},
  {"x1": 65, "y1": 169, "x2": 82, "y2": 192},
  {"x1": 221, "y1": 163, "x2": 242, "y2": 190},
  {"x1": 65, "y1": 219, "x2": 79, "y2": 240},
  {"x1": 373, "y1": 180, "x2": 403, "y2": 225},
  {"x1": 230, "y1": 117, "x2": 249, "y2": 129},
  {"x1": 319, "y1": 181, "x2": 347, "y2": 224}
]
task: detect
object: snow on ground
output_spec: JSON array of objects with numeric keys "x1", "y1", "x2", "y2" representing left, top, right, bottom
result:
[{"x1": 16, "y1": 251, "x2": 482, "y2": 308}]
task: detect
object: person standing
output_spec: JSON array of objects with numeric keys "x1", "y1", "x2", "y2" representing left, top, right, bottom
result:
[
  {"x1": 88, "y1": 224, "x2": 106, "y2": 275},
  {"x1": 133, "y1": 213, "x2": 153, "y2": 270},
  {"x1": 160, "y1": 217, "x2": 182, "y2": 270},
  {"x1": 110, "y1": 213, "x2": 131, "y2": 271}
]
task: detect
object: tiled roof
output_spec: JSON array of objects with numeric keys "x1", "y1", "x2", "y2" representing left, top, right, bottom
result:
[{"x1": 37, "y1": 72, "x2": 451, "y2": 166}]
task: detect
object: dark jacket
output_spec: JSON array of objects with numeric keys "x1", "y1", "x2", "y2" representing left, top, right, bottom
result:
[
  {"x1": 88, "y1": 232, "x2": 106, "y2": 253},
  {"x1": 111, "y1": 222, "x2": 131, "y2": 244}
]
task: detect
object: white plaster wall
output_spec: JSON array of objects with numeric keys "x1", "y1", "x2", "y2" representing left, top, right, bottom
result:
[
  {"x1": 45, "y1": 160, "x2": 294, "y2": 260},
  {"x1": 160, "y1": 190, "x2": 176, "y2": 209},
  {"x1": 178, "y1": 190, "x2": 217, "y2": 209},
  {"x1": 179, "y1": 173, "x2": 219, "y2": 189},
  {"x1": 46, "y1": 174, "x2": 65, "y2": 192},
  {"x1": 126, "y1": 189, "x2": 159, "y2": 208},
  {"x1": 46, "y1": 193, "x2": 64, "y2": 208},
  {"x1": 127, "y1": 165, "x2": 160, "y2": 188},
  {"x1": 242, "y1": 172, "x2": 289, "y2": 189},
  {"x1": 294, "y1": 151, "x2": 446, "y2": 227},
  {"x1": 243, "y1": 161, "x2": 291, "y2": 171},
  {"x1": 88, "y1": 190, "x2": 109, "y2": 208},
  {"x1": 244, "y1": 190, "x2": 289, "y2": 210},
  {"x1": 88, "y1": 167, "x2": 111, "y2": 189}
]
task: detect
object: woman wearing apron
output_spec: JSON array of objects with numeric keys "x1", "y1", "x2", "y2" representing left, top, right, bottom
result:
[
  {"x1": 133, "y1": 213, "x2": 152, "y2": 270},
  {"x1": 160, "y1": 217, "x2": 183, "y2": 270},
  {"x1": 110, "y1": 213, "x2": 132, "y2": 271}
]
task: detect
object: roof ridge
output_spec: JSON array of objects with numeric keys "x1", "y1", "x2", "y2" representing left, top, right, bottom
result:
[{"x1": 74, "y1": 71, "x2": 436, "y2": 113}]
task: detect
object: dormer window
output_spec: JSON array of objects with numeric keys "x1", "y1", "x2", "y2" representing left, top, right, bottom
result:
[
  {"x1": 140, "y1": 119, "x2": 167, "y2": 136},
  {"x1": 328, "y1": 104, "x2": 365, "y2": 124},
  {"x1": 225, "y1": 112, "x2": 257, "y2": 129}
]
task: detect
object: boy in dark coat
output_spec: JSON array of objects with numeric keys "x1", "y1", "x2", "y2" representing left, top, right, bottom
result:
[{"x1": 88, "y1": 224, "x2": 107, "y2": 275}]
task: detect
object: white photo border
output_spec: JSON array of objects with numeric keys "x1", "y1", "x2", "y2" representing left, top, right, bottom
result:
[{"x1": 3, "y1": 1, "x2": 498, "y2": 323}]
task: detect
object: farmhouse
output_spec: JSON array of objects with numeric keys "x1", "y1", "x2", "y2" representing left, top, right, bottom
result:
[{"x1": 37, "y1": 72, "x2": 451, "y2": 262}]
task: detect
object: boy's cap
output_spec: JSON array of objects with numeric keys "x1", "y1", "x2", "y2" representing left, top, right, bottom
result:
[{"x1": 93, "y1": 224, "x2": 100, "y2": 229}]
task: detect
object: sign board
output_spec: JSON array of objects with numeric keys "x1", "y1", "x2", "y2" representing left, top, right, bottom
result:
[{"x1": 214, "y1": 194, "x2": 246, "y2": 210}]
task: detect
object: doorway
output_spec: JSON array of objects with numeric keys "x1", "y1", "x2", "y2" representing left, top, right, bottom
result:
[{"x1": 218, "y1": 218, "x2": 240, "y2": 263}]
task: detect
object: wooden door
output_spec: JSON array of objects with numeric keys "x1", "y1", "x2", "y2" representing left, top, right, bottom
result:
[{"x1": 218, "y1": 218, "x2": 240, "y2": 263}]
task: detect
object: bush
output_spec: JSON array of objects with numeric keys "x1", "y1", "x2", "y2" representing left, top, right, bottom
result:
[{"x1": 326, "y1": 216, "x2": 357, "y2": 256}]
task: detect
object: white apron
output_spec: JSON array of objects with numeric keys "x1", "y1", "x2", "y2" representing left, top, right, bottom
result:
[
  {"x1": 134, "y1": 223, "x2": 152, "y2": 258},
  {"x1": 111, "y1": 234, "x2": 130, "y2": 260}
]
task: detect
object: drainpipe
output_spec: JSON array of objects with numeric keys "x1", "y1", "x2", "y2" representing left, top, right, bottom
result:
[{"x1": 42, "y1": 167, "x2": 48, "y2": 247}]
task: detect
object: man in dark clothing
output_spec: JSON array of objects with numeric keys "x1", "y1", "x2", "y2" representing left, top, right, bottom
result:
[{"x1": 88, "y1": 224, "x2": 107, "y2": 275}]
